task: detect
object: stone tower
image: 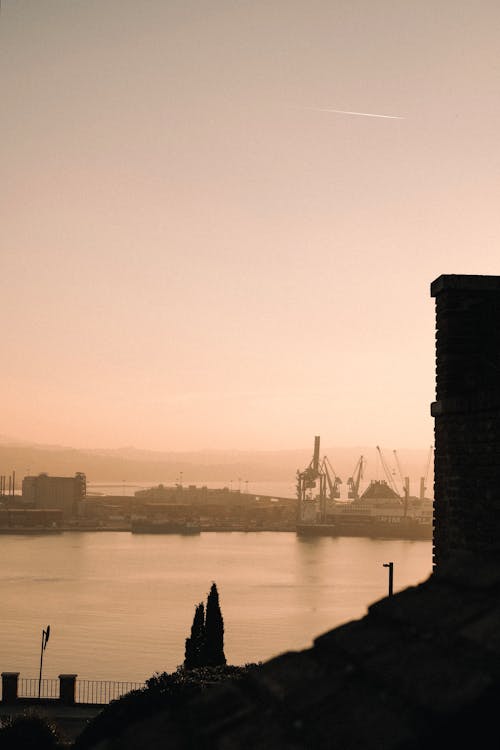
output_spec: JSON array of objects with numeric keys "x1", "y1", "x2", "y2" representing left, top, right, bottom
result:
[{"x1": 431, "y1": 274, "x2": 500, "y2": 568}]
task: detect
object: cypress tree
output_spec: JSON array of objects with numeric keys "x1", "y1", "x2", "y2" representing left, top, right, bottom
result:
[
  {"x1": 203, "y1": 583, "x2": 226, "y2": 666},
  {"x1": 184, "y1": 602, "x2": 205, "y2": 669}
]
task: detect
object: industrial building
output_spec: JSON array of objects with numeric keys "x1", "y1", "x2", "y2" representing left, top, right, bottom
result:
[{"x1": 22, "y1": 472, "x2": 86, "y2": 518}]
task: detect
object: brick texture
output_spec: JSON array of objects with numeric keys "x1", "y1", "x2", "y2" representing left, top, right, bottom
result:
[{"x1": 431, "y1": 275, "x2": 500, "y2": 567}]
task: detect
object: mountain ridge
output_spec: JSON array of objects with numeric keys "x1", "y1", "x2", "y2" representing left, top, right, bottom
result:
[{"x1": 0, "y1": 441, "x2": 433, "y2": 486}]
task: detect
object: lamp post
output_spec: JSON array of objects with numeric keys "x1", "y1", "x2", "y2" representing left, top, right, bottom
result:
[
  {"x1": 383, "y1": 562, "x2": 394, "y2": 597},
  {"x1": 38, "y1": 625, "x2": 51, "y2": 698}
]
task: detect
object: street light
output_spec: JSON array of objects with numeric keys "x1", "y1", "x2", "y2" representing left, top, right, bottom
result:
[{"x1": 383, "y1": 562, "x2": 394, "y2": 597}]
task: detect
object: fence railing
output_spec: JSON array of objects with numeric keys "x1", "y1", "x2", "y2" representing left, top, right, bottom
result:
[
  {"x1": 76, "y1": 680, "x2": 145, "y2": 704},
  {"x1": 19, "y1": 677, "x2": 60, "y2": 700},
  {"x1": 1, "y1": 673, "x2": 145, "y2": 706}
]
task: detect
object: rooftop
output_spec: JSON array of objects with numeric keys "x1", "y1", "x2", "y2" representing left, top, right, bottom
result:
[
  {"x1": 109, "y1": 554, "x2": 500, "y2": 749},
  {"x1": 431, "y1": 273, "x2": 500, "y2": 295}
]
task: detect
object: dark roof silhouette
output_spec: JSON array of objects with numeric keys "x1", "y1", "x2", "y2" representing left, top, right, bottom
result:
[{"x1": 111, "y1": 554, "x2": 499, "y2": 749}]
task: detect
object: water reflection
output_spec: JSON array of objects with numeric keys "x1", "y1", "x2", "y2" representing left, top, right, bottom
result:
[{"x1": 0, "y1": 532, "x2": 431, "y2": 681}]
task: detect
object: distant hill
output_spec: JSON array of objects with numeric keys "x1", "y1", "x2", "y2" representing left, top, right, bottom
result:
[{"x1": 0, "y1": 441, "x2": 433, "y2": 490}]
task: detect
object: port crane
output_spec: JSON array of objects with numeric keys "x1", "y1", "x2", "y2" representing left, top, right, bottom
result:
[
  {"x1": 323, "y1": 455, "x2": 342, "y2": 501},
  {"x1": 297, "y1": 437, "x2": 341, "y2": 522},
  {"x1": 419, "y1": 445, "x2": 433, "y2": 500},
  {"x1": 376, "y1": 446, "x2": 400, "y2": 496},
  {"x1": 347, "y1": 456, "x2": 364, "y2": 501},
  {"x1": 393, "y1": 449, "x2": 410, "y2": 498}
]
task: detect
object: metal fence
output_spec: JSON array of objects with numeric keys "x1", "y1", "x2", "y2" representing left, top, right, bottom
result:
[
  {"x1": 8, "y1": 677, "x2": 145, "y2": 705},
  {"x1": 76, "y1": 680, "x2": 145, "y2": 704},
  {"x1": 19, "y1": 678, "x2": 60, "y2": 700}
]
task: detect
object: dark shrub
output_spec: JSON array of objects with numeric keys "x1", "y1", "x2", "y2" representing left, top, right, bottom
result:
[
  {"x1": 0, "y1": 711, "x2": 60, "y2": 750},
  {"x1": 74, "y1": 664, "x2": 260, "y2": 749}
]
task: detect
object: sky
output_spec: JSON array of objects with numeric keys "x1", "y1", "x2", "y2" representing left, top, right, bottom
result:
[{"x1": 1, "y1": 0, "x2": 500, "y2": 451}]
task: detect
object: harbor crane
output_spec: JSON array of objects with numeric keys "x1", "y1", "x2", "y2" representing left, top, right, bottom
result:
[
  {"x1": 297, "y1": 437, "x2": 341, "y2": 522},
  {"x1": 393, "y1": 450, "x2": 410, "y2": 497},
  {"x1": 347, "y1": 456, "x2": 364, "y2": 501},
  {"x1": 376, "y1": 446, "x2": 400, "y2": 496},
  {"x1": 323, "y1": 455, "x2": 342, "y2": 501},
  {"x1": 420, "y1": 445, "x2": 433, "y2": 500}
]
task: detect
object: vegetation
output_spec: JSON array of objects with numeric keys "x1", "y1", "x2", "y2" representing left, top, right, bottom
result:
[
  {"x1": 184, "y1": 583, "x2": 226, "y2": 669},
  {"x1": 0, "y1": 711, "x2": 61, "y2": 750},
  {"x1": 184, "y1": 602, "x2": 206, "y2": 669},
  {"x1": 74, "y1": 664, "x2": 259, "y2": 749},
  {"x1": 204, "y1": 583, "x2": 226, "y2": 667}
]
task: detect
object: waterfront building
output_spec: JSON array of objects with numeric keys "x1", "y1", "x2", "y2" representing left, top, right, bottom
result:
[{"x1": 22, "y1": 472, "x2": 86, "y2": 518}]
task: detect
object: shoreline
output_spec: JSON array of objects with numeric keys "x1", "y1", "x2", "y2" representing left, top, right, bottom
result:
[{"x1": 0, "y1": 525, "x2": 432, "y2": 540}]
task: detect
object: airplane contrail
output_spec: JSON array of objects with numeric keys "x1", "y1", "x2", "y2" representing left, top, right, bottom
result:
[{"x1": 313, "y1": 107, "x2": 405, "y2": 120}]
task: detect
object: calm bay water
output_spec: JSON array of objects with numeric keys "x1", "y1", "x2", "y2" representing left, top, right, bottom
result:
[{"x1": 0, "y1": 532, "x2": 431, "y2": 682}]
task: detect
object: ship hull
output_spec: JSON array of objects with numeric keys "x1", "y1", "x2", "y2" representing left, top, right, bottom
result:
[{"x1": 131, "y1": 522, "x2": 201, "y2": 534}]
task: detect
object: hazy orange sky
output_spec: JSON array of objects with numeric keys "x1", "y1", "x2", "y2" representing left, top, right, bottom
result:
[{"x1": 2, "y1": 1, "x2": 499, "y2": 451}]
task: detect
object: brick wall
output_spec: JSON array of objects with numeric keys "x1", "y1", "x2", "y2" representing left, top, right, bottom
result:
[{"x1": 431, "y1": 275, "x2": 500, "y2": 567}]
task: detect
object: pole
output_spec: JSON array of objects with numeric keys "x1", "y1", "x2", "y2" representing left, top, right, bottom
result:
[
  {"x1": 383, "y1": 562, "x2": 394, "y2": 597},
  {"x1": 38, "y1": 631, "x2": 45, "y2": 698},
  {"x1": 38, "y1": 625, "x2": 50, "y2": 698}
]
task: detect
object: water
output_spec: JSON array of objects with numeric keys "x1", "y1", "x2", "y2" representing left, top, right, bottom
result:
[{"x1": 0, "y1": 532, "x2": 431, "y2": 683}]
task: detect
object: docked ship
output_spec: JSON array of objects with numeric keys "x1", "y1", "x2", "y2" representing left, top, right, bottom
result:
[
  {"x1": 131, "y1": 519, "x2": 201, "y2": 534},
  {"x1": 296, "y1": 438, "x2": 433, "y2": 540},
  {"x1": 313, "y1": 480, "x2": 432, "y2": 539}
]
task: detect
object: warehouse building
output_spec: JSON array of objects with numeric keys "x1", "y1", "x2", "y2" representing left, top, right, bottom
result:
[{"x1": 22, "y1": 472, "x2": 86, "y2": 518}]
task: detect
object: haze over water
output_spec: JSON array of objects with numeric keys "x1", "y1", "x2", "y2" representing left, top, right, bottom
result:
[{"x1": 0, "y1": 532, "x2": 431, "y2": 683}]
